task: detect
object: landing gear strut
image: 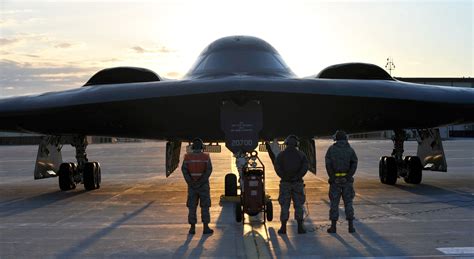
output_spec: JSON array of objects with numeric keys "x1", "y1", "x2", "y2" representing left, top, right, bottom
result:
[
  {"x1": 379, "y1": 129, "x2": 422, "y2": 185},
  {"x1": 58, "y1": 136, "x2": 101, "y2": 191}
]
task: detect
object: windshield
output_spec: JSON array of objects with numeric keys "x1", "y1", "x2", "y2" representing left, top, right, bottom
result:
[{"x1": 187, "y1": 50, "x2": 293, "y2": 77}]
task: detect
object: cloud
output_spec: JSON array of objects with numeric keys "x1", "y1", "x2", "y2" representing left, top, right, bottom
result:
[
  {"x1": 0, "y1": 59, "x2": 98, "y2": 97},
  {"x1": 158, "y1": 46, "x2": 172, "y2": 53},
  {"x1": 131, "y1": 46, "x2": 146, "y2": 53},
  {"x1": 165, "y1": 71, "x2": 182, "y2": 78},
  {"x1": 24, "y1": 54, "x2": 40, "y2": 58},
  {"x1": 0, "y1": 9, "x2": 34, "y2": 15},
  {"x1": 131, "y1": 45, "x2": 174, "y2": 54},
  {"x1": 55, "y1": 42, "x2": 73, "y2": 49},
  {"x1": 0, "y1": 38, "x2": 21, "y2": 46}
]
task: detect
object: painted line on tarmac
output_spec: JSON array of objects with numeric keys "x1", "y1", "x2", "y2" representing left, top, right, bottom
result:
[
  {"x1": 231, "y1": 154, "x2": 272, "y2": 258},
  {"x1": 243, "y1": 215, "x2": 272, "y2": 259},
  {"x1": 436, "y1": 247, "x2": 474, "y2": 255}
]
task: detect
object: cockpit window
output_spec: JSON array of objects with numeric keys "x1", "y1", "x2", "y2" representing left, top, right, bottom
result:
[{"x1": 188, "y1": 50, "x2": 292, "y2": 77}]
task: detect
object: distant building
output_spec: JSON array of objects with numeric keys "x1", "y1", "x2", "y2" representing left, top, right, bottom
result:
[
  {"x1": 0, "y1": 132, "x2": 116, "y2": 145},
  {"x1": 395, "y1": 77, "x2": 474, "y2": 88}
]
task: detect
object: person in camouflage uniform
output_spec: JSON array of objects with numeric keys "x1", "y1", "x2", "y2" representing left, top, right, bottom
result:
[
  {"x1": 182, "y1": 138, "x2": 214, "y2": 235},
  {"x1": 275, "y1": 135, "x2": 309, "y2": 234},
  {"x1": 325, "y1": 130, "x2": 358, "y2": 233}
]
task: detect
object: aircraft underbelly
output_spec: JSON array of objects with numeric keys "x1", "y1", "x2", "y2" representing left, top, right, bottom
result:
[{"x1": 0, "y1": 89, "x2": 471, "y2": 140}]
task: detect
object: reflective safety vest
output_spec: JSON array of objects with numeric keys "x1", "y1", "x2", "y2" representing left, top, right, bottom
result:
[{"x1": 183, "y1": 152, "x2": 210, "y2": 181}]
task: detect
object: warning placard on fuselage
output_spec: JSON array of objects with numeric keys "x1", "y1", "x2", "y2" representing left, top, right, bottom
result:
[{"x1": 220, "y1": 100, "x2": 263, "y2": 154}]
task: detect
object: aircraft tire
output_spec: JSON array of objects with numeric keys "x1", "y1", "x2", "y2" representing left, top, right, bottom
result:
[
  {"x1": 404, "y1": 156, "x2": 422, "y2": 184},
  {"x1": 266, "y1": 200, "x2": 273, "y2": 222},
  {"x1": 225, "y1": 173, "x2": 237, "y2": 196},
  {"x1": 93, "y1": 162, "x2": 101, "y2": 189},
  {"x1": 83, "y1": 162, "x2": 97, "y2": 190},
  {"x1": 380, "y1": 156, "x2": 397, "y2": 185},
  {"x1": 379, "y1": 157, "x2": 387, "y2": 184},
  {"x1": 58, "y1": 163, "x2": 76, "y2": 191}
]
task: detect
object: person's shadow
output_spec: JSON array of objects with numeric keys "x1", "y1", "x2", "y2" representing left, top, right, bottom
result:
[
  {"x1": 189, "y1": 234, "x2": 211, "y2": 258},
  {"x1": 172, "y1": 234, "x2": 193, "y2": 258}
]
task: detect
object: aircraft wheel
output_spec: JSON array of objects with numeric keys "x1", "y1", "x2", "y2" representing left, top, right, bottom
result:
[
  {"x1": 93, "y1": 162, "x2": 101, "y2": 189},
  {"x1": 225, "y1": 173, "x2": 237, "y2": 196},
  {"x1": 266, "y1": 200, "x2": 273, "y2": 222},
  {"x1": 235, "y1": 202, "x2": 242, "y2": 222},
  {"x1": 380, "y1": 156, "x2": 397, "y2": 185},
  {"x1": 404, "y1": 156, "x2": 422, "y2": 184},
  {"x1": 58, "y1": 163, "x2": 76, "y2": 191},
  {"x1": 83, "y1": 162, "x2": 98, "y2": 190},
  {"x1": 379, "y1": 157, "x2": 387, "y2": 184}
]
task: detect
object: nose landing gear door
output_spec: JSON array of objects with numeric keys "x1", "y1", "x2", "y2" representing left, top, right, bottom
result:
[{"x1": 220, "y1": 100, "x2": 262, "y2": 154}]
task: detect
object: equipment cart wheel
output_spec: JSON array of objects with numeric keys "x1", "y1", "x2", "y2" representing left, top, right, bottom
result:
[
  {"x1": 235, "y1": 202, "x2": 242, "y2": 222},
  {"x1": 225, "y1": 173, "x2": 237, "y2": 196},
  {"x1": 266, "y1": 199, "x2": 273, "y2": 222}
]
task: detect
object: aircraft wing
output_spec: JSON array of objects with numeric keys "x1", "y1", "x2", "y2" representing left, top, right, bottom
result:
[{"x1": 1, "y1": 76, "x2": 473, "y2": 141}]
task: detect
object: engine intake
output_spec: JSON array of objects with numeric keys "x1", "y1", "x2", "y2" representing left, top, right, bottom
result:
[
  {"x1": 84, "y1": 67, "x2": 161, "y2": 86},
  {"x1": 316, "y1": 63, "x2": 394, "y2": 80}
]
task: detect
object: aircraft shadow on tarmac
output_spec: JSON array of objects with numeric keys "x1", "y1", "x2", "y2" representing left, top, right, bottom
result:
[
  {"x1": 394, "y1": 183, "x2": 474, "y2": 211},
  {"x1": 0, "y1": 190, "x2": 87, "y2": 218},
  {"x1": 56, "y1": 201, "x2": 154, "y2": 259}
]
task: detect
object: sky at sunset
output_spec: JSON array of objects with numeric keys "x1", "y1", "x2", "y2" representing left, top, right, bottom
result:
[{"x1": 0, "y1": 0, "x2": 472, "y2": 97}]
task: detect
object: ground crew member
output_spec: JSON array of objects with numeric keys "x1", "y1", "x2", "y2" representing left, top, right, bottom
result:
[
  {"x1": 275, "y1": 135, "x2": 309, "y2": 234},
  {"x1": 182, "y1": 138, "x2": 214, "y2": 235},
  {"x1": 325, "y1": 130, "x2": 358, "y2": 233}
]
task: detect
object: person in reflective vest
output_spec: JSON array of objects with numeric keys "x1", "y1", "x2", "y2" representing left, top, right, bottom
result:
[
  {"x1": 182, "y1": 138, "x2": 214, "y2": 235},
  {"x1": 325, "y1": 130, "x2": 358, "y2": 233}
]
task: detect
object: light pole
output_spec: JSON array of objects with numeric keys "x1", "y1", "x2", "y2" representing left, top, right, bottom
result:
[{"x1": 385, "y1": 57, "x2": 396, "y2": 76}]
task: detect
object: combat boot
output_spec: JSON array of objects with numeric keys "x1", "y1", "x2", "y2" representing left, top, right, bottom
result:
[
  {"x1": 327, "y1": 220, "x2": 337, "y2": 233},
  {"x1": 188, "y1": 224, "x2": 196, "y2": 235},
  {"x1": 348, "y1": 220, "x2": 356, "y2": 233},
  {"x1": 203, "y1": 223, "x2": 214, "y2": 234},
  {"x1": 297, "y1": 220, "x2": 306, "y2": 234},
  {"x1": 278, "y1": 221, "x2": 287, "y2": 234}
]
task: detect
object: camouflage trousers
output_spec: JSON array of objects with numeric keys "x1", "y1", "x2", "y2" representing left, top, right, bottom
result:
[
  {"x1": 278, "y1": 181, "x2": 306, "y2": 221},
  {"x1": 187, "y1": 182, "x2": 211, "y2": 224},
  {"x1": 329, "y1": 181, "x2": 355, "y2": 220}
]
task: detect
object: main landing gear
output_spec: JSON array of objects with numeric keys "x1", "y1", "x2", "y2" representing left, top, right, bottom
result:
[
  {"x1": 58, "y1": 136, "x2": 101, "y2": 191},
  {"x1": 379, "y1": 129, "x2": 423, "y2": 185}
]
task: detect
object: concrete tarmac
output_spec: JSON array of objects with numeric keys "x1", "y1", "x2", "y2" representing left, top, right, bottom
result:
[{"x1": 0, "y1": 140, "x2": 473, "y2": 258}]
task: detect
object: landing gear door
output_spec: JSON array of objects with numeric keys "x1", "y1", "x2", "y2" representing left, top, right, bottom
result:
[
  {"x1": 166, "y1": 140, "x2": 182, "y2": 177},
  {"x1": 299, "y1": 138, "x2": 317, "y2": 175},
  {"x1": 220, "y1": 100, "x2": 262, "y2": 154},
  {"x1": 34, "y1": 137, "x2": 63, "y2": 179},
  {"x1": 415, "y1": 128, "x2": 447, "y2": 172},
  {"x1": 264, "y1": 140, "x2": 282, "y2": 166}
]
